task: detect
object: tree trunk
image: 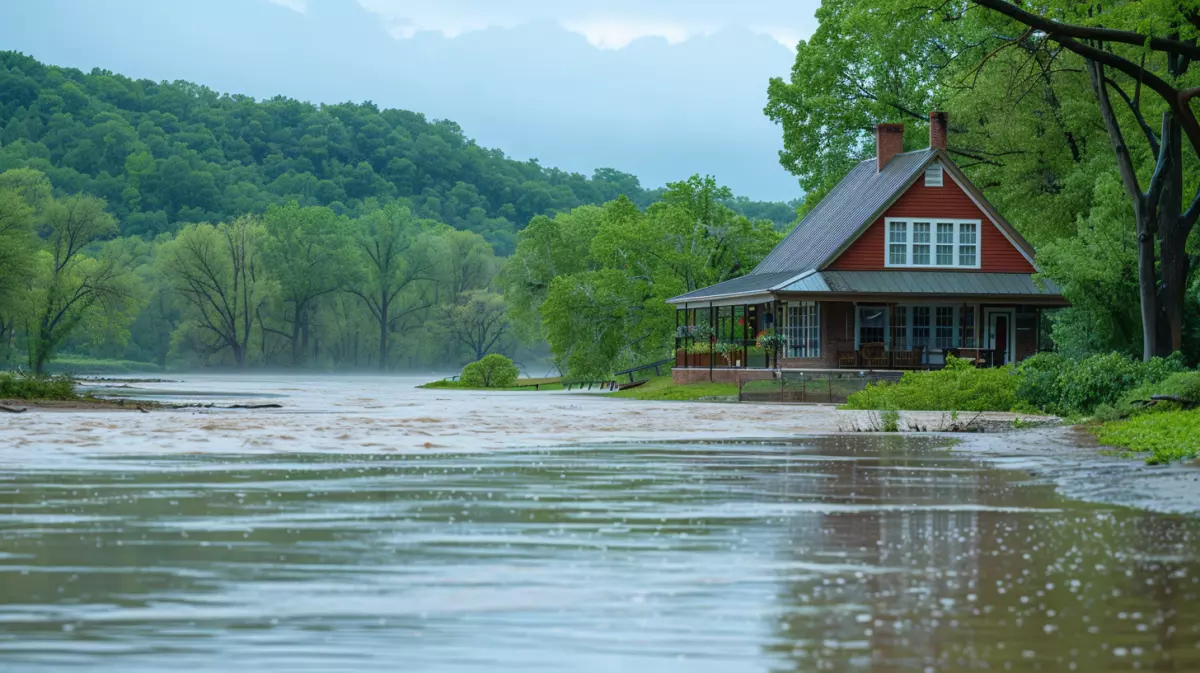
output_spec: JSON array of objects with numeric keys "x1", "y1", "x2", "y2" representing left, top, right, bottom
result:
[
  {"x1": 291, "y1": 310, "x2": 302, "y2": 368},
  {"x1": 1157, "y1": 114, "x2": 1188, "y2": 356},
  {"x1": 378, "y1": 295, "x2": 390, "y2": 372}
]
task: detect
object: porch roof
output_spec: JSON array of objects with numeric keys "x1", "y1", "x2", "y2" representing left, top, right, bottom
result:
[
  {"x1": 666, "y1": 270, "x2": 1064, "y2": 305},
  {"x1": 778, "y1": 270, "x2": 1062, "y2": 297}
]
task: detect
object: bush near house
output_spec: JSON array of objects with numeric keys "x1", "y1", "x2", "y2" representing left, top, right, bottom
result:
[
  {"x1": 843, "y1": 356, "x2": 1019, "y2": 412},
  {"x1": 460, "y1": 354, "x2": 520, "y2": 389},
  {"x1": 1015, "y1": 352, "x2": 1186, "y2": 417}
]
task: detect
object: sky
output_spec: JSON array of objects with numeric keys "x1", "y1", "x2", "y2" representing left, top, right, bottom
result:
[{"x1": 0, "y1": 0, "x2": 821, "y2": 202}]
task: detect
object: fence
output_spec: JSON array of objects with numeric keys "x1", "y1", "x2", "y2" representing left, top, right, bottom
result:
[{"x1": 738, "y1": 370, "x2": 902, "y2": 404}]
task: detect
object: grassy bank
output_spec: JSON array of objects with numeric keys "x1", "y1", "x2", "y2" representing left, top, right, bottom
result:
[
  {"x1": 1093, "y1": 410, "x2": 1200, "y2": 465},
  {"x1": 419, "y1": 377, "x2": 565, "y2": 391},
  {"x1": 607, "y1": 375, "x2": 738, "y2": 401},
  {"x1": 43, "y1": 356, "x2": 161, "y2": 375}
]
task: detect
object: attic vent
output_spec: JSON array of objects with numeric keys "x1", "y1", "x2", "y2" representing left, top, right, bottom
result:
[{"x1": 924, "y1": 164, "x2": 944, "y2": 187}]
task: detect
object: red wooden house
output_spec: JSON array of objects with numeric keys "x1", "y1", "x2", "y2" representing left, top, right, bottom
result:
[{"x1": 667, "y1": 112, "x2": 1067, "y2": 383}]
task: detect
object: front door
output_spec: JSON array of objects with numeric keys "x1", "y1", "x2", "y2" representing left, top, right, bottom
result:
[{"x1": 987, "y1": 311, "x2": 1013, "y2": 365}]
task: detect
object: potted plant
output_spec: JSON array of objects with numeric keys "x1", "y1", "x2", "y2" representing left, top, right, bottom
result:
[{"x1": 756, "y1": 330, "x2": 787, "y2": 369}]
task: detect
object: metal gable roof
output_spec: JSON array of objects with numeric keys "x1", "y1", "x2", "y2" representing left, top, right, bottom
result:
[
  {"x1": 750, "y1": 149, "x2": 937, "y2": 275},
  {"x1": 777, "y1": 271, "x2": 1062, "y2": 297},
  {"x1": 665, "y1": 270, "x2": 800, "y2": 304}
]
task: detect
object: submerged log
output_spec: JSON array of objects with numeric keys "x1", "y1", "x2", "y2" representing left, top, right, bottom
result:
[
  {"x1": 228, "y1": 403, "x2": 283, "y2": 409},
  {"x1": 0, "y1": 405, "x2": 27, "y2": 413}
]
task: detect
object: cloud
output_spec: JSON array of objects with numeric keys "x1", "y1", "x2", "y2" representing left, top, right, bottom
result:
[
  {"x1": 267, "y1": 0, "x2": 308, "y2": 14},
  {"x1": 354, "y1": 0, "x2": 818, "y2": 48}
]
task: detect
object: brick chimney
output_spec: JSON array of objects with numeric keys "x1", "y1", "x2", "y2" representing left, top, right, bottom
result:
[
  {"x1": 929, "y1": 111, "x2": 947, "y2": 150},
  {"x1": 876, "y1": 123, "x2": 905, "y2": 171}
]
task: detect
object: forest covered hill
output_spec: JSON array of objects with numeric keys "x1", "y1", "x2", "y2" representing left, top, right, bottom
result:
[{"x1": 0, "y1": 51, "x2": 798, "y2": 254}]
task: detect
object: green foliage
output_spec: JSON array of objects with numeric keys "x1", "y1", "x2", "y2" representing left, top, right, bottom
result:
[
  {"x1": 1015, "y1": 352, "x2": 1186, "y2": 417},
  {"x1": 879, "y1": 408, "x2": 901, "y2": 432},
  {"x1": 1121, "y1": 371, "x2": 1200, "y2": 408},
  {"x1": 0, "y1": 372, "x2": 76, "y2": 400},
  {"x1": 1094, "y1": 410, "x2": 1200, "y2": 464},
  {"x1": 844, "y1": 356, "x2": 1020, "y2": 412},
  {"x1": 41, "y1": 356, "x2": 160, "y2": 375},
  {"x1": 515, "y1": 177, "x2": 781, "y2": 378},
  {"x1": 0, "y1": 51, "x2": 792, "y2": 252},
  {"x1": 460, "y1": 353, "x2": 520, "y2": 388}
]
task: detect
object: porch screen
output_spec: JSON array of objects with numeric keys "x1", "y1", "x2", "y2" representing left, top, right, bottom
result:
[{"x1": 785, "y1": 302, "x2": 820, "y2": 358}]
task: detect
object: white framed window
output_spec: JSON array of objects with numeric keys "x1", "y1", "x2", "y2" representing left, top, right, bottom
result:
[
  {"x1": 883, "y1": 217, "x2": 982, "y2": 269},
  {"x1": 784, "y1": 301, "x2": 821, "y2": 359},
  {"x1": 924, "y1": 164, "x2": 943, "y2": 187},
  {"x1": 935, "y1": 307, "x2": 955, "y2": 349}
]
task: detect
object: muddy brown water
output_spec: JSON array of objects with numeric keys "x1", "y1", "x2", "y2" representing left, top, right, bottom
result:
[{"x1": 1, "y1": 435, "x2": 1198, "y2": 672}]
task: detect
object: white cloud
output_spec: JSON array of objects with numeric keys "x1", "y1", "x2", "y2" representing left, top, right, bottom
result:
[
  {"x1": 267, "y1": 0, "x2": 308, "y2": 14},
  {"x1": 354, "y1": 0, "x2": 818, "y2": 48},
  {"x1": 560, "y1": 18, "x2": 706, "y2": 49}
]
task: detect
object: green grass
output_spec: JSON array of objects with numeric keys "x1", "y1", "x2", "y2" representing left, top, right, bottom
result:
[
  {"x1": 1092, "y1": 409, "x2": 1200, "y2": 465},
  {"x1": 607, "y1": 374, "x2": 738, "y2": 401},
  {"x1": 419, "y1": 377, "x2": 566, "y2": 391},
  {"x1": 43, "y1": 356, "x2": 161, "y2": 375},
  {"x1": 0, "y1": 372, "x2": 78, "y2": 400}
]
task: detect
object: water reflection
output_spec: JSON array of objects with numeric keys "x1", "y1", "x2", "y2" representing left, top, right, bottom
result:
[{"x1": 0, "y1": 436, "x2": 1197, "y2": 671}]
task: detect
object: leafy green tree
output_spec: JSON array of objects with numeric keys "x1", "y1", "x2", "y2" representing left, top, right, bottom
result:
[
  {"x1": 438, "y1": 290, "x2": 511, "y2": 362},
  {"x1": 348, "y1": 203, "x2": 440, "y2": 370},
  {"x1": 28, "y1": 194, "x2": 132, "y2": 374},
  {"x1": 262, "y1": 203, "x2": 356, "y2": 366},
  {"x1": 460, "y1": 353, "x2": 519, "y2": 388},
  {"x1": 159, "y1": 216, "x2": 272, "y2": 368}
]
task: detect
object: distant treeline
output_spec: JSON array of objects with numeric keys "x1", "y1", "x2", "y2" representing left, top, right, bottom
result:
[{"x1": 0, "y1": 51, "x2": 798, "y2": 258}]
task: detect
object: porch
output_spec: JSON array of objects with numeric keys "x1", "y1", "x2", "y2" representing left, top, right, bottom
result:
[{"x1": 672, "y1": 298, "x2": 1053, "y2": 384}]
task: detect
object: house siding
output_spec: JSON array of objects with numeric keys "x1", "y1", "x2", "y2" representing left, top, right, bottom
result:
[{"x1": 827, "y1": 173, "x2": 1035, "y2": 273}]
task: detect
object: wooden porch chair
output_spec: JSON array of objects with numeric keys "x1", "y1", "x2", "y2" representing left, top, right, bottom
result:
[
  {"x1": 835, "y1": 341, "x2": 858, "y2": 368},
  {"x1": 859, "y1": 342, "x2": 890, "y2": 369},
  {"x1": 891, "y1": 345, "x2": 925, "y2": 369}
]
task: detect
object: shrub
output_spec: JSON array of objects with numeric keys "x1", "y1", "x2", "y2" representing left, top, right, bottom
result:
[
  {"x1": 1016, "y1": 352, "x2": 1186, "y2": 417},
  {"x1": 460, "y1": 354, "x2": 520, "y2": 388},
  {"x1": 0, "y1": 372, "x2": 78, "y2": 400},
  {"x1": 1121, "y1": 371, "x2": 1200, "y2": 409},
  {"x1": 844, "y1": 356, "x2": 1019, "y2": 412}
]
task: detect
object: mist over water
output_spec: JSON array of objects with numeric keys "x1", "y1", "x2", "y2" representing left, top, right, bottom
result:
[{"x1": 0, "y1": 379, "x2": 1198, "y2": 673}]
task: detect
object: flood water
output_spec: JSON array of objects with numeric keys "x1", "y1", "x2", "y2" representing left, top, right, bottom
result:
[{"x1": 2, "y1": 427, "x2": 1199, "y2": 671}]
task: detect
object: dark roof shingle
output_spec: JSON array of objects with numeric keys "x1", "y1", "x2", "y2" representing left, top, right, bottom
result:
[{"x1": 751, "y1": 149, "x2": 936, "y2": 275}]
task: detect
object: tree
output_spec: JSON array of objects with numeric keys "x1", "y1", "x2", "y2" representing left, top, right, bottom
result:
[
  {"x1": 262, "y1": 203, "x2": 355, "y2": 366},
  {"x1": 942, "y1": 1, "x2": 1200, "y2": 359},
  {"x1": 0, "y1": 183, "x2": 35, "y2": 364},
  {"x1": 348, "y1": 203, "x2": 440, "y2": 370},
  {"x1": 28, "y1": 194, "x2": 132, "y2": 374},
  {"x1": 438, "y1": 290, "x2": 511, "y2": 362},
  {"x1": 460, "y1": 353, "x2": 519, "y2": 388},
  {"x1": 160, "y1": 216, "x2": 271, "y2": 367}
]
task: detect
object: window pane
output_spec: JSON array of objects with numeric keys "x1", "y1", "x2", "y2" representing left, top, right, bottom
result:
[
  {"x1": 859, "y1": 307, "x2": 885, "y2": 345},
  {"x1": 963, "y1": 307, "x2": 976, "y2": 348},
  {"x1": 890, "y1": 306, "x2": 908, "y2": 350},
  {"x1": 889, "y1": 244, "x2": 907, "y2": 266},
  {"x1": 912, "y1": 307, "x2": 930, "y2": 349},
  {"x1": 913, "y1": 222, "x2": 930, "y2": 243},
  {"x1": 959, "y1": 245, "x2": 977, "y2": 266},
  {"x1": 935, "y1": 307, "x2": 955, "y2": 349},
  {"x1": 959, "y1": 222, "x2": 977, "y2": 244},
  {"x1": 937, "y1": 244, "x2": 954, "y2": 265},
  {"x1": 937, "y1": 222, "x2": 954, "y2": 244},
  {"x1": 913, "y1": 244, "x2": 930, "y2": 265},
  {"x1": 786, "y1": 304, "x2": 801, "y2": 358},
  {"x1": 889, "y1": 222, "x2": 907, "y2": 242}
]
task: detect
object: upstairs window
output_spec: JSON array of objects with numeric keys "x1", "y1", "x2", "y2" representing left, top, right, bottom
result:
[
  {"x1": 884, "y1": 218, "x2": 982, "y2": 269},
  {"x1": 924, "y1": 164, "x2": 943, "y2": 187}
]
